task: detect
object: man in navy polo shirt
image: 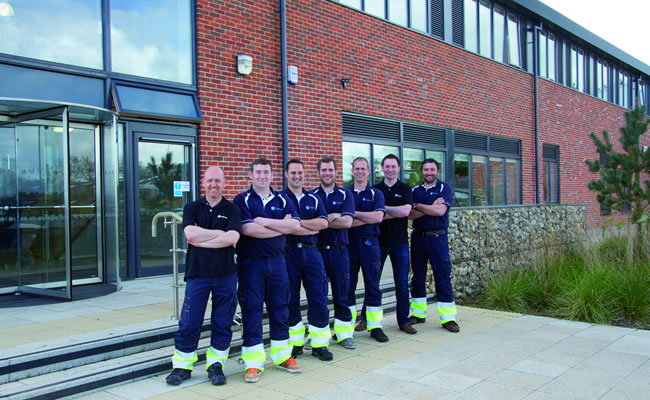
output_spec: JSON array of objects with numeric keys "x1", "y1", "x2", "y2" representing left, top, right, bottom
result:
[
  {"x1": 233, "y1": 158, "x2": 302, "y2": 383},
  {"x1": 409, "y1": 158, "x2": 459, "y2": 333},
  {"x1": 312, "y1": 157, "x2": 356, "y2": 350},
  {"x1": 356, "y1": 154, "x2": 416, "y2": 334},
  {"x1": 283, "y1": 159, "x2": 333, "y2": 362},
  {"x1": 166, "y1": 166, "x2": 241, "y2": 387},
  {"x1": 348, "y1": 157, "x2": 389, "y2": 343}
]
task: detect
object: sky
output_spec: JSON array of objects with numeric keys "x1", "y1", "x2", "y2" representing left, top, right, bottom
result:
[{"x1": 539, "y1": 0, "x2": 650, "y2": 67}]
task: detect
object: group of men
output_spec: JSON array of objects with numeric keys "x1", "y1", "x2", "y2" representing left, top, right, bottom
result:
[{"x1": 165, "y1": 154, "x2": 459, "y2": 387}]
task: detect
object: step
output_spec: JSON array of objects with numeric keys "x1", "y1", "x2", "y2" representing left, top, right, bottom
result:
[
  {"x1": 1, "y1": 290, "x2": 430, "y2": 399},
  {"x1": 0, "y1": 281, "x2": 403, "y2": 384}
]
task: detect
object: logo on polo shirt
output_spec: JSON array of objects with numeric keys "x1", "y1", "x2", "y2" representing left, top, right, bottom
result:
[
  {"x1": 362, "y1": 197, "x2": 372, "y2": 202},
  {"x1": 305, "y1": 205, "x2": 312, "y2": 210},
  {"x1": 332, "y1": 201, "x2": 337, "y2": 205},
  {"x1": 271, "y1": 206, "x2": 276, "y2": 210},
  {"x1": 217, "y1": 215, "x2": 228, "y2": 219},
  {"x1": 395, "y1": 194, "x2": 402, "y2": 197}
]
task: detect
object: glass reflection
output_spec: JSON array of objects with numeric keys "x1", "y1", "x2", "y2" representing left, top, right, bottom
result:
[
  {"x1": 471, "y1": 155, "x2": 486, "y2": 206},
  {"x1": 111, "y1": 0, "x2": 192, "y2": 84},
  {"x1": 489, "y1": 157, "x2": 505, "y2": 205},
  {"x1": 403, "y1": 148, "x2": 423, "y2": 187},
  {"x1": 454, "y1": 154, "x2": 470, "y2": 206},
  {"x1": 373, "y1": 145, "x2": 399, "y2": 184},
  {"x1": 506, "y1": 159, "x2": 519, "y2": 204},
  {"x1": 138, "y1": 141, "x2": 190, "y2": 274},
  {"x1": 0, "y1": 0, "x2": 102, "y2": 69},
  {"x1": 342, "y1": 142, "x2": 370, "y2": 188}
]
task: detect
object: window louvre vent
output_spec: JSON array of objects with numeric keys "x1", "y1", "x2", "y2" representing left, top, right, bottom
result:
[
  {"x1": 403, "y1": 124, "x2": 446, "y2": 146},
  {"x1": 543, "y1": 144, "x2": 558, "y2": 160},
  {"x1": 451, "y1": 0, "x2": 464, "y2": 46},
  {"x1": 342, "y1": 114, "x2": 400, "y2": 141},
  {"x1": 430, "y1": 0, "x2": 444, "y2": 39},
  {"x1": 490, "y1": 137, "x2": 520, "y2": 155},
  {"x1": 455, "y1": 131, "x2": 487, "y2": 151}
]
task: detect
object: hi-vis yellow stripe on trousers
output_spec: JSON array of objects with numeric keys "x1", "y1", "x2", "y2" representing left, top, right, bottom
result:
[
  {"x1": 241, "y1": 343, "x2": 265, "y2": 371},
  {"x1": 205, "y1": 346, "x2": 229, "y2": 369},
  {"x1": 171, "y1": 349, "x2": 198, "y2": 370},
  {"x1": 437, "y1": 301, "x2": 457, "y2": 324},
  {"x1": 366, "y1": 305, "x2": 383, "y2": 330},
  {"x1": 410, "y1": 297, "x2": 427, "y2": 319},
  {"x1": 270, "y1": 339, "x2": 292, "y2": 365},
  {"x1": 288, "y1": 321, "x2": 306, "y2": 347},
  {"x1": 333, "y1": 318, "x2": 353, "y2": 341},
  {"x1": 307, "y1": 324, "x2": 331, "y2": 348}
]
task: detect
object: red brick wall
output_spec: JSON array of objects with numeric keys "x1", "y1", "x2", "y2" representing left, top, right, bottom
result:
[{"x1": 195, "y1": 0, "x2": 647, "y2": 228}]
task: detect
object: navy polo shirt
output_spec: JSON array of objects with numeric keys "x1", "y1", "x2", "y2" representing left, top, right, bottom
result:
[
  {"x1": 182, "y1": 196, "x2": 242, "y2": 279},
  {"x1": 349, "y1": 185, "x2": 385, "y2": 240},
  {"x1": 284, "y1": 188, "x2": 328, "y2": 245},
  {"x1": 374, "y1": 179, "x2": 413, "y2": 247},
  {"x1": 312, "y1": 185, "x2": 355, "y2": 246},
  {"x1": 233, "y1": 187, "x2": 300, "y2": 258},
  {"x1": 412, "y1": 180, "x2": 454, "y2": 232}
]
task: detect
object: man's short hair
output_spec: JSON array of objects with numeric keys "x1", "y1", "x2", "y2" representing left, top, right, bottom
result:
[
  {"x1": 421, "y1": 158, "x2": 440, "y2": 171},
  {"x1": 352, "y1": 157, "x2": 369, "y2": 168},
  {"x1": 317, "y1": 157, "x2": 337, "y2": 171},
  {"x1": 251, "y1": 158, "x2": 272, "y2": 172},
  {"x1": 382, "y1": 154, "x2": 401, "y2": 167},
  {"x1": 285, "y1": 158, "x2": 304, "y2": 172}
]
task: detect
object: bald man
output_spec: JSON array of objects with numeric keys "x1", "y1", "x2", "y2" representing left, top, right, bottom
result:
[{"x1": 166, "y1": 166, "x2": 242, "y2": 387}]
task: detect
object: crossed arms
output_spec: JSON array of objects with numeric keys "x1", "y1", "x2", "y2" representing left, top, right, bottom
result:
[
  {"x1": 241, "y1": 215, "x2": 301, "y2": 238},
  {"x1": 184, "y1": 225, "x2": 240, "y2": 248},
  {"x1": 409, "y1": 197, "x2": 448, "y2": 219}
]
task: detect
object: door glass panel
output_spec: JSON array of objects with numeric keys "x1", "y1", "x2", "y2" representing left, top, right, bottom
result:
[
  {"x1": 373, "y1": 145, "x2": 399, "y2": 184},
  {"x1": 0, "y1": 127, "x2": 18, "y2": 291},
  {"x1": 16, "y1": 123, "x2": 67, "y2": 289},
  {"x1": 69, "y1": 127, "x2": 100, "y2": 281},
  {"x1": 138, "y1": 141, "x2": 191, "y2": 276}
]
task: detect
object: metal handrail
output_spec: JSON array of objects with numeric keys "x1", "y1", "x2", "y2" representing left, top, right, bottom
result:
[{"x1": 152, "y1": 211, "x2": 186, "y2": 320}]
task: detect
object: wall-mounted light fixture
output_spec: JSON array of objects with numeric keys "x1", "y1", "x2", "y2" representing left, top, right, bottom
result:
[
  {"x1": 341, "y1": 78, "x2": 350, "y2": 88},
  {"x1": 237, "y1": 55, "x2": 253, "y2": 75},
  {"x1": 0, "y1": 2, "x2": 14, "y2": 16}
]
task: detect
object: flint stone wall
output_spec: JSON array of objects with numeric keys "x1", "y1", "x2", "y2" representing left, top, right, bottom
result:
[{"x1": 439, "y1": 204, "x2": 586, "y2": 301}]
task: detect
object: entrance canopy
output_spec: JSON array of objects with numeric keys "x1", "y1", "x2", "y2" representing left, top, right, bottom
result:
[{"x1": 0, "y1": 97, "x2": 116, "y2": 124}]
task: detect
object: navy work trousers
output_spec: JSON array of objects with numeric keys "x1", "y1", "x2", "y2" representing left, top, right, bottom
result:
[
  {"x1": 411, "y1": 233, "x2": 454, "y2": 303},
  {"x1": 174, "y1": 274, "x2": 237, "y2": 353},
  {"x1": 285, "y1": 246, "x2": 330, "y2": 328},
  {"x1": 348, "y1": 237, "x2": 382, "y2": 308},
  {"x1": 319, "y1": 247, "x2": 352, "y2": 322},
  {"x1": 238, "y1": 255, "x2": 290, "y2": 347}
]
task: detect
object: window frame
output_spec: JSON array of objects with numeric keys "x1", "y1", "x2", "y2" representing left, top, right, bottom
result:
[{"x1": 337, "y1": 0, "x2": 431, "y2": 33}]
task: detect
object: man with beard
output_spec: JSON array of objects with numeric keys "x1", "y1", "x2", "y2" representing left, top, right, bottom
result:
[
  {"x1": 312, "y1": 157, "x2": 357, "y2": 350},
  {"x1": 408, "y1": 158, "x2": 459, "y2": 333},
  {"x1": 283, "y1": 159, "x2": 333, "y2": 361}
]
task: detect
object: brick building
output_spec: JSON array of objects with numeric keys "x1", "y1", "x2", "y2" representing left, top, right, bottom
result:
[{"x1": 0, "y1": 0, "x2": 648, "y2": 297}]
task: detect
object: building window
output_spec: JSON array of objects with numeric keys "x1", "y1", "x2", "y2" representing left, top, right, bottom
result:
[
  {"x1": 464, "y1": 0, "x2": 478, "y2": 52},
  {"x1": 463, "y1": 0, "x2": 521, "y2": 67},
  {"x1": 543, "y1": 144, "x2": 559, "y2": 204},
  {"x1": 603, "y1": 63, "x2": 610, "y2": 101},
  {"x1": 0, "y1": 0, "x2": 103, "y2": 69},
  {"x1": 569, "y1": 46, "x2": 585, "y2": 91},
  {"x1": 617, "y1": 71, "x2": 629, "y2": 108},
  {"x1": 538, "y1": 31, "x2": 556, "y2": 81},
  {"x1": 478, "y1": 0, "x2": 491, "y2": 58},
  {"x1": 493, "y1": 6, "x2": 505, "y2": 62},
  {"x1": 110, "y1": 0, "x2": 193, "y2": 84},
  {"x1": 340, "y1": 0, "x2": 429, "y2": 32},
  {"x1": 506, "y1": 13, "x2": 520, "y2": 67}
]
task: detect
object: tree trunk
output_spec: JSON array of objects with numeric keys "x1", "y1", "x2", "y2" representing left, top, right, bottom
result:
[{"x1": 626, "y1": 216, "x2": 634, "y2": 265}]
